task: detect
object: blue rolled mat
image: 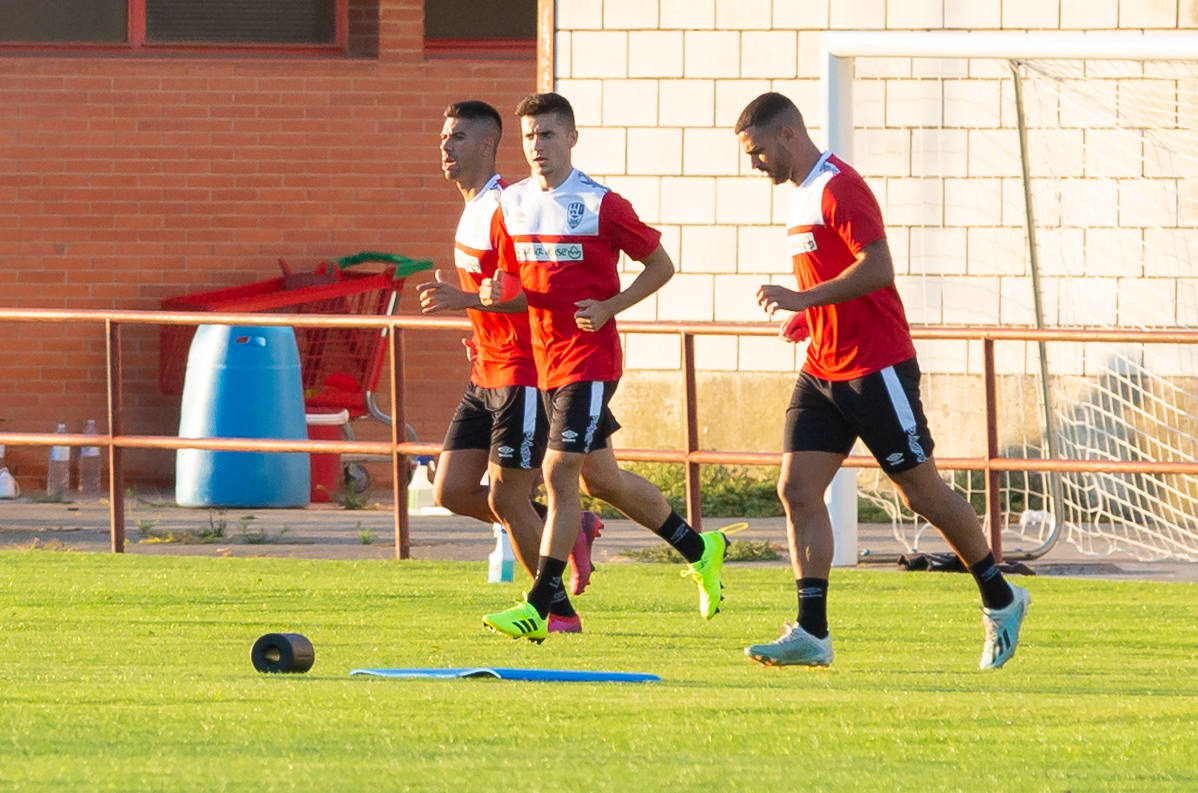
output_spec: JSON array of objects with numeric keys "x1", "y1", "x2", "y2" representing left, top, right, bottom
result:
[{"x1": 349, "y1": 667, "x2": 660, "y2": 683}]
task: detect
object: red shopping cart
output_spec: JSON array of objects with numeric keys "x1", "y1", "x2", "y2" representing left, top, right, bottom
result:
[
  {"x1": 161, "y1": 251, "x2": 431, "y2": 406},
  {"x1": 160, "y1": 252, "x2": 435, "y2": 488}
]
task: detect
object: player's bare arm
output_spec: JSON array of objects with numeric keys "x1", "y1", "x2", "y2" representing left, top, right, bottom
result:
[
  {"x1": 417, "y1": 270, "x2": 483, "y2": 314},
  {"x1": 574, "y1": 244, "x2": 674, "y2": 332},
  {"x1": 478, "y1": 270, "x2": 528, "y2": 313},
  {"x1": 756, "y1": 238, "x2": 895, "y2": 318}
]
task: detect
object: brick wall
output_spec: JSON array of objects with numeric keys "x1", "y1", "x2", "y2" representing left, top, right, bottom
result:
[{"x1": 0, "y1": 0, "x2": 536, "y2": 489}]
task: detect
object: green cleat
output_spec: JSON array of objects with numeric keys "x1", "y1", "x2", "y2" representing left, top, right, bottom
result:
[
  {"x1": 681, "y1": 531, "x2": 727, "y2": 620},
  {"x1": 482, "y1": 598, "x2": 547, "y2": 644}
]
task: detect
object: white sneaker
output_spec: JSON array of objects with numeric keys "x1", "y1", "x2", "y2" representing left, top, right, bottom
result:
[
  {"x1": 745, "y1": 623, "x2": 833, "y2": 667},
  {"x1": 979, "y1": 584, "x2": 1030, "y2": 670}
]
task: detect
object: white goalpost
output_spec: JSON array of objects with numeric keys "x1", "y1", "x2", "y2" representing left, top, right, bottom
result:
[{"x1": 820, "y1": 31, "x2": 1198, "y2": 562}]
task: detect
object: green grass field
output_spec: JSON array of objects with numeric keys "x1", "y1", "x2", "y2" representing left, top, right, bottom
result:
[{"x1": 2, "y1": 551, "x2": 1195, "y2": 792}]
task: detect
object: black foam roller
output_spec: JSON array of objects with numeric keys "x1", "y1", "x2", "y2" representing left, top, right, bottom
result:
[{"x1": 251, "y1": 633, "x2": 315, "y2": 673}]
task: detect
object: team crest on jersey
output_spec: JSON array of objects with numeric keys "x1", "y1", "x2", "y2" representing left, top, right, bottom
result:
[{"x1": 566, "y1": 201, "x2": 585, "y2": 229}]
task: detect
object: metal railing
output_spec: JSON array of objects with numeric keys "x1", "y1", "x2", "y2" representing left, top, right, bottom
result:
[{"x1": 4, "y1": 306, "x2": 1198, "y2": 561}]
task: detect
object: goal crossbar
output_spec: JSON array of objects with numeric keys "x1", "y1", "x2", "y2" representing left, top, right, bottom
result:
[{"x1": 820, "y1": 31, "x2": 1198, "y2": 159}]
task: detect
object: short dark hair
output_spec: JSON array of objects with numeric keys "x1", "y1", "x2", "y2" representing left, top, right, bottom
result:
[
  {"x1": 444, "y1": 100, "x2": 503, "y2": 137},
  {"x1": 734, "y1": 92, "x2": 802, "y2": 134},
  {"x1": 514, "y1": 92, "x2": 576, "y2": 130}
]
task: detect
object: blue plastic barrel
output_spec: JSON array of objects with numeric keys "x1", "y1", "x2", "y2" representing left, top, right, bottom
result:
[{"x1": 176, "y1": 325, "x2": 310, "y2": 508}]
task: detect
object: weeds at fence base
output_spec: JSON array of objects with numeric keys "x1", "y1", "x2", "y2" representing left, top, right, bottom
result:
[{"x1": 619, "y1": 539, "x2": 781, "y2": 563}]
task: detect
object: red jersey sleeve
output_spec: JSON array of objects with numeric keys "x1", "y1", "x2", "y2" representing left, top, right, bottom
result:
[
  {"x1": 822, "y1": 173, "x2": 886, "y2": 255},
  {"x1": 489, "y1": 205, "x2": 525, "y2": 302},
  {"x1": 598, "y1": 192, "x2": 662, "y2": 261}
]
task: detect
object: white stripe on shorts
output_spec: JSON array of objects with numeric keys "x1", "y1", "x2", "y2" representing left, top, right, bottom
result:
[
  {"x1": 521, "y1": 386, "x2": 538, "y2": 435},
  {"x1": 519, "y1": 386, "x2": 538, "y2": 468},
  {"x1": 583, "y1": 382, "x2": 603, "y2": 449},
  {"x1": 879, "y1": 365, "x2": 917, "y2": 434}
]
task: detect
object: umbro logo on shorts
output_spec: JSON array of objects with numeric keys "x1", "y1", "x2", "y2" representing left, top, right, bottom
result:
[
  {"x1": 885, "y1": 452, "x2": 905, "y2": 466},
  {"x1": 561, "y1": 429, "x2": 578, "y2": 442},
  {"x1": 497, "y1": 445, "x2": 514, "y2": 458}
]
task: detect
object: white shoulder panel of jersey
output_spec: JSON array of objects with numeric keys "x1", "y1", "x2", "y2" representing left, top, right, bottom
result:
[
  {"x1": 500, "y1": 170, "x2": 607, "y2": 237},
  {"x1": 787, "y1": 153, "x2": 839, "y2": 228},
  {"x1": 454, "y1": 177, "x2": 502, "y2": 252}
]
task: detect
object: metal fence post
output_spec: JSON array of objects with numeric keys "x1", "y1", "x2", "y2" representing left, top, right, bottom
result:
[
  {"x1": 681, "y1": 331, "x2": 701, "y2": 531},
  {"x1": 983, "y1": 337, "x2": 1002, "y2": 561}
]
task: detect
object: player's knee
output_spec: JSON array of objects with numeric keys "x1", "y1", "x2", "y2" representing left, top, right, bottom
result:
[
  {"x1": 486, "y1": 478, "x2": 522, "y2": 515},
  {"x1": 579, "y1": 470, "x2": 619, "y2": 503},
  {"x1": 896, "y1": 482, "x2": 948, "y2": 523},
  {"x1": 543, "y1": 456, "x2": 582, "y2": 492},
  {"x1": 484, "y1": 490, "x2": 506, "y2": 519},
  {"x1": 777, "y1": 475, "x2": 824, "y2": 515},
  {"x1": 433, "y1": 480, "x2": 463, "y2": 512}
]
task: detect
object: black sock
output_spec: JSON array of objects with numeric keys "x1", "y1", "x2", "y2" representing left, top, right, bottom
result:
[
  {"x1": 969, "y1": 552, "x2": 1014, "y2": 610},
  {"x1": 530, "y1": 500, "x2": 548, "y2": 521},
  {"x1": 527, "y1": 556, "x2": 569, "y2": 619},
  {"x1": 547, "y1": 594, "x2": 576, "y2": 619},
  {"x1": 652, "y1": 511, "x2": 705, "y2": 563},
  {"x1": 796, "y1": 578, "x2": 829, "y2": 639}
]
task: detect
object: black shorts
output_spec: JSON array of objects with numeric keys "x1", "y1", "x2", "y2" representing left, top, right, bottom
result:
[
  {"x1": 783, "y1": 358, "x2": 934, "y2": 474},
  {"x1": 441, "y1": 383, "x2": 548, "y2": 469},
  {"x1": 542, "y1": 380, "x2": 622, "y2": 454}
]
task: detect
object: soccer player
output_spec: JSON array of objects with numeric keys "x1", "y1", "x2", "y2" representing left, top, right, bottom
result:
[
  {"x1": 416, "y1": 100, "x2": 602, "y2": 633},
  {"x1": 477, "y1": 92, "x2": 728, "y2": 642},
  {"x1": 733, "y1": 92, "x2": 1030, "y2": 670}
]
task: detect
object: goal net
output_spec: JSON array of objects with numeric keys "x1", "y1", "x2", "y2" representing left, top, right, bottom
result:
[{"x1": 824, "y1": 34, "x2": 1198, "y2": 562}]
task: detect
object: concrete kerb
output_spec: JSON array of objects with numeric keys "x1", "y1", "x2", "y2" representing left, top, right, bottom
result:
[{"x1": 1, "y1": 493, "x2": 1195, "y2": 582}]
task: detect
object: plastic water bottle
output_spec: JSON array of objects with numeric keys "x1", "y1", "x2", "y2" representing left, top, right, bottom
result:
[
  {"x1": 78, "y1": 419, "x2": 102, "y2": 499},
  {"x1": 487, "y1": 523, "x2": 514, "y2": 583},
  {"x1": 0, "y1": 444, "x2": 17, "y2": 499},
  {"x1": 46, "y1": 423, "x2": 71, "y2": 499}
]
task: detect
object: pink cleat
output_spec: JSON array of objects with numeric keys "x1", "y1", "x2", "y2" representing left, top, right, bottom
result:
[
  {"x1": 568, "y1": 511, "x2": 604, "y2": 595},
  {"x1": 547, "y1": 614, "x2": 583, "y2": 633}
]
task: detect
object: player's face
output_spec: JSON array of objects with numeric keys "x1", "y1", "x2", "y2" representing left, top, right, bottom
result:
[
  {"x1": 521, "y1": 112, "x2": 577, "y2": 188},
  {"x1": 738, "y1": 125, "x2": 791, "y2": 185},
  {"x1": 439, "y1": 116, "x2": 494, "y2": 185}
]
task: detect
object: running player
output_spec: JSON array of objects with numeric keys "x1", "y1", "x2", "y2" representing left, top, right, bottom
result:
[
  {"x1": 477, "y1": 92, "x2": 728, "y2": 643},
  {"x1": 734, "y1": 92, "x2": 1029, "y2": 669},
  {"x1": 416, "y1": 100, "x2": 602, "y2": 633}
]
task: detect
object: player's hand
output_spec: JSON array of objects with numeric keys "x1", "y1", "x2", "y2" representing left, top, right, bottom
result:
[
  {"x1": 573, "y1": 298, "x2": 614, "y2": 332},
  {"x1": 417, "y1": 270, "x2": 473, "y2": 313},
  {"x1": 779, "y1": 311, "x2": 810, "y2": 343},
  {"x1": 462, "y1": 337, "x2": 478, "y2": 364},
  {"x1": 757, "y1": 283, "x2": 805, "y2": 319},
  {"x1": 479, "y1": 270, "x2": 506, "y2": 306}
]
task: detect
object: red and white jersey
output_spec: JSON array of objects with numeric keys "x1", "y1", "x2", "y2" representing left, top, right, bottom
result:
[
  {"x1": 788, "y1": 152, "x2": 916, "y2": 380},
  {"x1": 495, "y1": 168, "x2": 661, "y2": 390},
  {"x1": 452, "y1": 174, "x2": 537, "y2": 389}
]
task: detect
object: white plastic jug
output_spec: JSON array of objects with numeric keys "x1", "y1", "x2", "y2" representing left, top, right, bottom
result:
[{"x1": 487, "y1": 523, "x2": 514, "y2": 583}]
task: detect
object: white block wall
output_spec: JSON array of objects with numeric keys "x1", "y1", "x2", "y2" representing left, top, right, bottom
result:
[{"x1": 554, "y1": 2, "x2": 1198, "y2": 377}]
